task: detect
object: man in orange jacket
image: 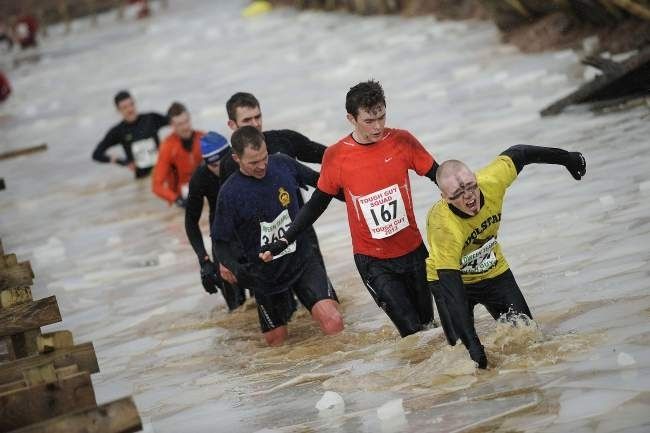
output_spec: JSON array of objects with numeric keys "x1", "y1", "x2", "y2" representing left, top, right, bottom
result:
[{"x1": 152, "y1": 102, "x2": 204, "y2": 207}]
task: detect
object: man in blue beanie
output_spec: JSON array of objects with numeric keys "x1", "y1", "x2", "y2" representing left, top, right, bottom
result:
[{"x1": 185, "y1": 131, "x2": 248, "y2": 310}]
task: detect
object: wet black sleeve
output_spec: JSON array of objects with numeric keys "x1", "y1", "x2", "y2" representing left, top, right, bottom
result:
[
  {"x1": 293, "y1": 158, "x2": 320, "y2": 189},
  {"x1": 152, "y1": 112, "x2": 169, "y2": 129},
  {"x1": 92, "y1": 126, "x2": 121, "y2": 163},
  {"x1": 501, "y1": 144, "x2": 586, "y2": 180},
  {"x1": 431, "y1": 269, "x2": 487, "y2": 368},
  {"x1": 185, "y1": 173, "x2": 208, "y2": 263},
  {"x1": 284, "y1": 188, "x2": 333, "y2": 243},
  {"x1": 213, "y1": 239, "x2": 242, "y2": 276},
  {"x1": 424, "y1": 160, "x2": 439, "y2": 185},
  {"x1": 283, "y1": 129, "x2": 327, "y2": 164}
]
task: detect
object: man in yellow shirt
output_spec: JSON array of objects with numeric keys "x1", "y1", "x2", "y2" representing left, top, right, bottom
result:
[{"x1": 426, "y1": 145, "x2": 586, "y2": 368}]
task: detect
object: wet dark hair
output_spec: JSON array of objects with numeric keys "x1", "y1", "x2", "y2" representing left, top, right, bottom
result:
[
  {"x1": 167, "y1": 101, "x2": 187, "y2": 118},
  {"x1": 231, "y1": 125, "x2": 264, "y2": 156},
  {"x1": 345, "y1": 79, "x2": 386, "y2": 118},
  {"x1": 226, "y1": 92, "x2": 260, "y2": 121},
  {"x1": 226, "y1": 92, "x2": 260, "y2": 120},
  {"x1": 114, "y1": 90, "x2": 132, "y2": 107}
]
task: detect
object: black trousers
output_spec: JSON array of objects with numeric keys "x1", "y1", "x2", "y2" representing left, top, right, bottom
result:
[
  {"x1": 429, "y1": 268, "x2": 532, "y2": 347},
  {"x1": 354, "y1": 243, "x2": 434, "y2": 337}
]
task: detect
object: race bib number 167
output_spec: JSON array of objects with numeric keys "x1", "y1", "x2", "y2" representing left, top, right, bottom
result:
[{"x1": 358, "y1": 184, "x2": 409, "y2": 239}]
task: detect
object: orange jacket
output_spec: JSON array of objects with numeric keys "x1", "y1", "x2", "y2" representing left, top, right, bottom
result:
[{"x1": 152, "y1": 130, "x2": 204, "y2": 204}]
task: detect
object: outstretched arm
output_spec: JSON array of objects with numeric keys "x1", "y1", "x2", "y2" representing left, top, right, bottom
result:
[
  {"x1": 259, "y1": 188, "x2": 334, "y2": 261},
  {"x1": 501, "y1": 144, "x2": 586, "y2": 179}
]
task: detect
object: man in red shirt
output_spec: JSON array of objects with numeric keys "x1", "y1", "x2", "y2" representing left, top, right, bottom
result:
[
  {"x1": 261, "y1": 80, "x2": 440, "y2": 337},
  {"x1": 152, "y1": 102, "x2": 204, "y2": 207}
]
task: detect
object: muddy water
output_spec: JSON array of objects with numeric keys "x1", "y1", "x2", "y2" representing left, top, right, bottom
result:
[{"x1": 1, "y1": 0, "x2": 650, "y2": 432}]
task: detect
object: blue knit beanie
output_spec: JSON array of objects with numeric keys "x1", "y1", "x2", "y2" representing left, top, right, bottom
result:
[{"x1": 201, "y1": 131, "x2": 230, "y2": 164}]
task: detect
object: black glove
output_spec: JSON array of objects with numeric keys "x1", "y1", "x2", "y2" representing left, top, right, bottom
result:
[
  {"x1": 200, "y1": 259, "x2": 221, "y2": 294},
  {"x1": 566, "y1": 152, "x2": 586, "y2": 180},
  {"x1": 174, "y1": 196, "x2": 188, "y2": 209},
  {"x1": 260, "y1": 239, "x2": 289, "y2": 257}
]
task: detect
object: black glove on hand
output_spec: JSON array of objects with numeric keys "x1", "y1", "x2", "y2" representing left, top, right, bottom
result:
[
  {"x1": 261, "y1": 239, "x2": 289, "y2": 257},
  {"x1": 566, "y1": 152, "x2": 586, "y2": 180},
  {"x1": 200, "y1": 259, "x2": 221, "y2": 294},
  {"x1": 175, "y1": 196, "x2": 188, "y2": 209}
]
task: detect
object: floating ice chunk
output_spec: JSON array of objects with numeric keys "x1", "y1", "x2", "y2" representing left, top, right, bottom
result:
[
  {"x1": 377, "y1": 398, "x2": 404, "y2": 421},
  {"x1": 315, "y1": 391, "x2": 345, "y2": 413},
  {"x1": 158, "y1": 252, "x2": 176, "y2": 267},
  {"x1": 106, "y1": 236, "x2": 121, "y2": 246},
  {"x1": 582, "y1": 36, "x2": 599, "y2": 54},
  {"x1": 617, "y1": 352, "x2": 636, "y2": 367},
  {"x1": 599, "y1": 195, "x2": 615, "y2": 207},
  {"x1": 583, "y1": 66, "x2": 600, "y2": 81},
  {"x1": 639, "y1": 181, "x2": 650, "y2": 192}
]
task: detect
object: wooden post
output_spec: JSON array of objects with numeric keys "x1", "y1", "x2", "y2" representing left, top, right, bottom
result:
[
  {"x1": 0, "y1": 342, "x2": 99, "y2": 384},
  {"x1": 37, "y1": 331, "x2": 74, "y2": 354},
  {"x1": 10, "y1": 329, "x2": 41, "y2": 359},
  {"x1": 11, "y1": 396, "x2": 142, "y2": 433},
  {"x1": 0, "y1": 336, "x2": 16, "y2": 362},
  {"x1": 0, "y1": 370, "x2": 96, "y2": 431},
  {"x1": 0, "y1": 262, "x2": 34, "y2": 290},
  {"x1": 0, "y1": 287, "x2": 33, "y2": 308},
  {"x1": 0, "y1": 296, "x2": 61, "y2": 337},
  {"x1": 0, "y1": 143, "x2": 48, "y2": 161},
  {"x1": 1, "y1": 254, "x2": 19, "y2": 267}
]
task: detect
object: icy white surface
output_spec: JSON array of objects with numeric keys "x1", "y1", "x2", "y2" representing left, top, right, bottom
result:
[{"x1": 1, "y1": 0, "x2": 650, "y2": 432}]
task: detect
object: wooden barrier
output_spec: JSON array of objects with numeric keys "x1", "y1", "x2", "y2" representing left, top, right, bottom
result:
[
  {"x1": 0, "y1": 296, "x2": 61, "y2": 338},
  {"x1": 0, "y1": 342, "x2": 98, "y2": 384},
  {"x1": 0, "y1": 144, "x2": 48, "y2": 162},
  {"x1": 0, "y1": 262, "x2": 34, "y2": 290},
  {"x1": 0, "y1": 241, "x2": 142, "y2": 432},
  {"x1": 10, "y1": 396, "x2": 142, "y2": 433},
  {"x1": 0, "y1": 370, "x2": 96, "y2": 432}
]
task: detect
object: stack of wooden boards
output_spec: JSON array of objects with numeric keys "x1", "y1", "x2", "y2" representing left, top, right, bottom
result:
[{"x1": 0, "y1": 239, "x2": 143, "y2": 433}]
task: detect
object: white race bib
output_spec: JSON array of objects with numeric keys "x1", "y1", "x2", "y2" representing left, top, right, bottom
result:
[
  {"x1": 260, "y1": 209, "x2": 296, "y2": 260},
  {"x1": 131, "y1": 138, "x2": 158, "y2": 169},
  {"x1": 358, "y1": 184, "x2": 409, "y2": 239},
  {"x1": 461, "y1": 237, "x2": 498, "y2": 274}
]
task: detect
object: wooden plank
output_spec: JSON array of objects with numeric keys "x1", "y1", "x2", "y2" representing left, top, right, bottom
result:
[
  {"x1": 0, "y1": 262, "x2": 34, "y2": 290},
  {"x1": 0, "y1": 143, "x2": 48, "y2": 161},
  {"x1": 37, "y1": 331, "x2": 73, "y2": 354},
  {"x1": 10, "y1": 329, "x2": 41, "y2": 359},
  {"x1": 0, "y1": 342, "x2": 98, "y2": 384},
  {"x1": 0, "y1": 296, "x2": 61, "y2": 337},
  {"x1": 0, "y1": 336, "x2": 16, "y2": 363},
  {"x1": 11, "y1": 396, "x2": 142, "y2": 433},
  {"x1": 0, "y1": 287, "x2": 33, "y2": 308},
  {"x1": 0, "y1": 370, "x2": 96, "y2": 432},
  {"x1": 0, "y1": 254, "x2": 18, "y2": 267},
  {"x1": 0, "y1": 378, "x2": 24, "y2": 394},
  {"x1": 23, "y1": 363, "x2": 79, "y2": 386}
]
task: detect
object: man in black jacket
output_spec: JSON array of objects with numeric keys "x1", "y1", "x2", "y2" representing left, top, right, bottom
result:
[
  {"x1": 92, "y1": 90, "x2": 168, "y2": 178},
  {"x1": 184, "y1": 93, "x2": 334, "y2": 310}
]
